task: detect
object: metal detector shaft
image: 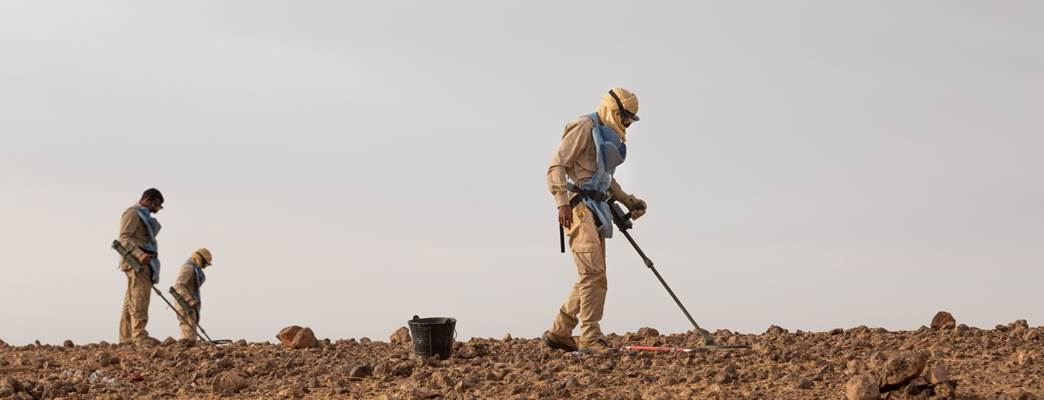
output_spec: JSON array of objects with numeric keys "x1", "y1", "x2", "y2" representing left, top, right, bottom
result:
[
  {"x1": 168, "y1": 287, "x2": 216, "y2": 343},
  {"x1": 150, "y1": 286, "x2": 210, "y2": 342},
  {"x1": 609, "y1": 202, "x2": 749, "y2": 349},
  {"x1": 616, "y1": 228, "x2": 712, "y2": 345}
]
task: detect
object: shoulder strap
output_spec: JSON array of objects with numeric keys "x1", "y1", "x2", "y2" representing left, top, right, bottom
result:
[{"x1": 588, "y1": 112, "x2": 601, "y2": 127}]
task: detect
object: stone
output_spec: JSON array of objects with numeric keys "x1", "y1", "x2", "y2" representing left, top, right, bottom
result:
[
  {"x1": 98, "y1": 352, "x2": 117, "y2": 366},
  {"x1": 636, "y1": 327, "x2": 659, "y2": 338},
  {"x1": 62, "y1": 340, "x2": 74, "y2": 348},
  {"x1": 1023, "y1": 329, "x2": 1040, "y2": 341},
  {"x1": 430, "y1": 371, "x2": 454, "y2": 388},
  {"x1": 1014, "y1": 350, "x2": 1034, "y2": 366},
  {"x1": 277, "y1": 326, "x2": 304, "y2": 346},
  {"x1": 162, "y1": 337, "x2": 176, "y2": 346},
  {"x1": 765, "y1": 325, "x2": 787, "y2": 335},
  {"x1": 845, "y1": 374, "x2": 880, "y2": 400},
  {"x1": 877, "y1": 351, "x2": 929, "y2": 390},
  {"x1": 277, "y1": 326, "x2": 319, "y2": 349},
  {"x1": 902, "y1": 376, "x2": 929, "y2": 396},
  {"x1": 389, "y1": 327, "x2": 411, "y2": 345},
  {"x1": 277, "y1": 385, "x2": 306, "y2": 398},
  {"x1": 795, "y1": 378, "x2": 813, "y2": 389},
  {"x1": 933, "y1": 381, "x2": 957, "y2": 400},
  {"x1": 408, "y1": 387, "x2": 441, "y2": 400},
  {"x1": 211, "y1": 371, "x2": 247, "y2": 395},
  {"x1": 348, "y1": 364, "x2": 372, "y2": 379},
  {"x1": 291, "y1": 328, "x2": 320, "y2": 349},
  {"x1": 931, "y1": 311, "x2": 956, "y2": 330},
  {"x1": 0, "y1": 378, "x2": 19, "y2": 398},
  {"x1": 845, "y1": 360, "x2": 867, "y2": 376},
  {"x1": 927, "y1": 364, "x2": 952, "y2": 384}
]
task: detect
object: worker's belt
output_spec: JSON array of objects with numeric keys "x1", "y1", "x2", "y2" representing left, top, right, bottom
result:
[{"x1": 566, "y1": 183, "x2": 611, "y2": 208}]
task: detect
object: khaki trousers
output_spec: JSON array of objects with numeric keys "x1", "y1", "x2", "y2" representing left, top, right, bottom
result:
[
  {"x1": 177, "y1": 304, "x2": 200, "y2": 340},
  {"x1": 550, "y1": 203, "x2": 608, "y2": 345},
  {"x1": 119, "y1": 268, "x2": 152, "y2": 343}
]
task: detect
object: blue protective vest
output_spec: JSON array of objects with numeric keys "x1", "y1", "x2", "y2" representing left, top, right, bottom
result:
[
  {"x1": 135, "y1": 207, "x2": 162, "y2": 284},
  {"x1": 184, "y1": 259, "x2": 206, "y2": 301},
  {"x1": 573, "y1": 113, "x2": 627, "y2": 238}
]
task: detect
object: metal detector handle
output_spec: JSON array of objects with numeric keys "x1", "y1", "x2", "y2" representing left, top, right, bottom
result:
[
  {"x1": 111, "y1": 240, "x2": 146, "y2": 274},
  {"x1": 609, "y1": 201, "x2": 634, "y2": 231}
]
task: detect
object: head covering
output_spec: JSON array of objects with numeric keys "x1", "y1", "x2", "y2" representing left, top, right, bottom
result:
[
  {"x1": 192, "y1": 248, "x2": 213, "y2": 267},
  {"x1": 596, "y1": 88, "x2": 639, "y2": 141}
]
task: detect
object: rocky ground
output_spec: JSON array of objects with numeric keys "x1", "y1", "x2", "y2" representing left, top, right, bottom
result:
[{"x1": 1, "y1": 314, "x2": 1041, "y2": 399}]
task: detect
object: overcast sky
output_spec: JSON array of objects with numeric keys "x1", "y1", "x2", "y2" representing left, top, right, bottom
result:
[{"x1": 1, "y1": 1, "x2": 1041, "y2": 345}]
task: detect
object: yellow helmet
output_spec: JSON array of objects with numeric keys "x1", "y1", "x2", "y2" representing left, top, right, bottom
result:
[{"x1": 193, "y1": 248, "x2": 213, "y2": 267}]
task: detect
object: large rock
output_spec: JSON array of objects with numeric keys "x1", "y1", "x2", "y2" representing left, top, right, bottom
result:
[
  {"x1": 390, "y1": 327, "x2": 411, "y2": 345},
  {"x1": 291, "y1": 328, "x2": 319, "y2": 348},
  {"x1": 930, "y1": 311, "x2": 956, "y2": 330},
  {"x1": 277, "y1": 326, "x2": 303, "y2": 345},
  {"x1": 877, "y1": 351, "x2": 929, "y2": 390},
  {"x1": 212, "y1": 371, "x2": 247, "y2": 395},
  {"x1": 845, "y1": 374, "x2": 880, "y2": 400},
  {"x1": 277, "y1": 325, "x2": 319, "y2": 349}
]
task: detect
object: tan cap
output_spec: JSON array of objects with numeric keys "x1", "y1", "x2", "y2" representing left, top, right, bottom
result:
[{"x1": 194, "y1": 248, "x2": 213, "y2": 266}]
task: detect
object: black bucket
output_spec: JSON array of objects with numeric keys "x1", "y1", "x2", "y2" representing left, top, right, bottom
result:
[{"x1": 407, "y1": 315, "x2": 456, "y2": 359}]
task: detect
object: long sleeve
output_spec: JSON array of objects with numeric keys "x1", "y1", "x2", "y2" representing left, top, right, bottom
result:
[
  {"x1": 609, "y1": 178, "x2": 629, "y2": 203},
  {"x1": 174, "y1": 265, "x2": 197, "y2": 301},
  {"x1": 547, "y1": 120, "x2": 593, "y2": 207},
  {"x1": 118, "y1": 208, "x2": 146, "y2": 260}
]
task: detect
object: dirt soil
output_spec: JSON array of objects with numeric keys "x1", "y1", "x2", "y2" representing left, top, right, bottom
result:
[{"x1": 1, "y1": 321, "x2": 1042, "y2": 399}]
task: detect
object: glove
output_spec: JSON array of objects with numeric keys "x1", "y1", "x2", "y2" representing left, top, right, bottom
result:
[{"x1": 623, "y1": 194, "x2": 647, "y2": 220}]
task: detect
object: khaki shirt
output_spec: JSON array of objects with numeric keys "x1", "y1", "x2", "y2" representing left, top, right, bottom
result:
[
  {"x1": 173, "y1": 263, "x2": 200, "y2": 303},
  {"x1": 117, "y1": 205, "x2": 152, "y2": 271},
  {"x1": 547, "y1": 116, "x2": 629, "y2": 208}
]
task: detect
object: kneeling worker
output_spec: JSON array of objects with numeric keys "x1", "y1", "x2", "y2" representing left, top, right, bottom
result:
[{"x1": 171, "y1": 248, "x2": 213, "y2": 340}]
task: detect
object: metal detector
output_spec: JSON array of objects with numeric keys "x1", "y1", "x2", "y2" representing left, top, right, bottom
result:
[
  {"x1": 608, "y1": 202, "x2": 750, "y2": 350},
  {"x1": 111, "y1": 240, "x2": 231, "y2": 345}
]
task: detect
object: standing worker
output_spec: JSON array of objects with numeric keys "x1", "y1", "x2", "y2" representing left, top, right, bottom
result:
[
  {"x1": 171, "y1": 248, "x2": 213, "y2": 341},
  {"x1": 543, "y1": 88, "x2": 648, "y2": 353},
  {"x1": 117, "y1": 188, "x2": 164, "y2": 345}
]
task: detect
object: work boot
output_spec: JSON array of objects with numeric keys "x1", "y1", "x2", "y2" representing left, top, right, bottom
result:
[
  {"x1": 135, "y1": 337, "x2": 161, "y2": 347},
  {"x1": 542, "y1": 331, "x2": 578, "y2": 352},
  {"x1": 578, "y1": 337, "x2": 615, "y2": 354}
]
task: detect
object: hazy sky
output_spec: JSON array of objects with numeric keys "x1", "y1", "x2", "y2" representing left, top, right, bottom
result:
[{"x1": 1, "y1": 1, "x2": 1041, "y2": 345}]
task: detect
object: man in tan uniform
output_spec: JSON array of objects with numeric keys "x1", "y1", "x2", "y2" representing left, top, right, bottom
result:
[
  {"x1": 117, "y1": 188, "x2": 164, "y2": 345},
  {"x1": 172, "y1": 248, "x2": 213, "y2": 340},
  {"x1": 543, "y1": 89, "x2": 648, "y2": 352}
]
